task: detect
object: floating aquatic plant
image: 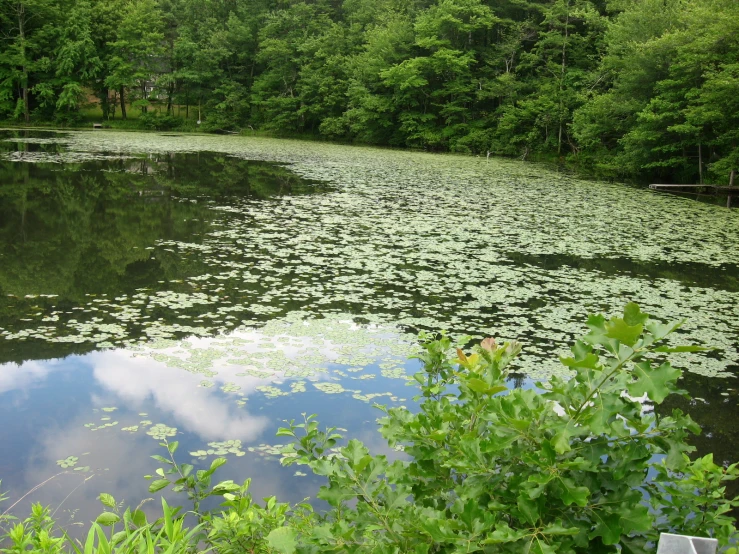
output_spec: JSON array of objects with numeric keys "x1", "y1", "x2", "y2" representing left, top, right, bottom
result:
[
  {"x1": 221, "y1": 382, "x2": 241, "y2": 393},
  {"x1": 313, "y1": 383, "x2": 346, "y2": 394},
  {"x1": 56, "y1": 456, "x2": 78, "y2": 468},
  {"x1": 190, "y1": 439, "x2": 246, "y2": 457},
  {"x1": 2, "y1": 131, "x2": 739, "y2": 493},
  {"x1": 146, "y1": 424, "x2": 177, "y2": 440}
]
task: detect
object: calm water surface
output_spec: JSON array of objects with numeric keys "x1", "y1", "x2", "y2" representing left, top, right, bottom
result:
[{"x1": 0, "y1": 129, "x2": 737, "y2": 528}]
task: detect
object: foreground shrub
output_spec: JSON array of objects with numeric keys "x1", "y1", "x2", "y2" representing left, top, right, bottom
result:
[
  {"x1": 1, "y1": 303, "x2": 737, "y2": 553},
  {"x1": 280, "y1": 303, "x2": 739, "y2": 553}
]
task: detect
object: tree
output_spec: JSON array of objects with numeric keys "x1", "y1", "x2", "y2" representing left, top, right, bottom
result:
[
  {"x1": 251, "y1": 2, "x2": 337, "y2": 133},
  {"x1": 572, "y1": 0, "x2": 739, "y2": 183},
  {"x1": 53, "y1": 0, "x2": 100, "y2": 120},
  {"x1": 105, "y1": 0, "x2": 164, "y2": 119},
  {"x1": 0, "y1": 0, "x2": 60, "y2": 121}
]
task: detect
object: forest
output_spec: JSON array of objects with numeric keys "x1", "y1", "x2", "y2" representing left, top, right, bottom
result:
[{"x1": 0, "y1": 0, "x2": 737, "y2": 184}]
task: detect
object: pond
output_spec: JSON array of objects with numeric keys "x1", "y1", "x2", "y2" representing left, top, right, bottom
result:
[{"x1": 1, "y1": 129, "x2": 738, "y2": 528}]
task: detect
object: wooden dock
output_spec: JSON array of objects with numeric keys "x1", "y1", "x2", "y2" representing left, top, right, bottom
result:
[{"x1": 649, "y1": 184, "x2": 739, "y2": 194}]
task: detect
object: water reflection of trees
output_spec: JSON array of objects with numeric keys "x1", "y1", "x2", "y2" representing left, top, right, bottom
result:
[
  {"x1": 0, "y1": 160, "x2": 210, "y2": 298},
  {"x1": 0, "y1": 150, "x2": 328, "y2": 365},
  {"x1": 0, "y1": 152, "x2": 328, "y2": 296},
  {"x1": 135, "y1": 152, "x2": 329, "y2": 199}
]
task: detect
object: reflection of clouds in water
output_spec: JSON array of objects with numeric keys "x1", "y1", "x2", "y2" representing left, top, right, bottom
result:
[
  {"x1": 19, "y1": 417, "x2": 162, "y2": 529},
  {"x1": 90, "y1": 349, "x2": 270, "y2": 442},
  {"x1": 0, "y1": 359, "x2": 65, "y2": 395},
  {"x1": 1, "y1": 321, "x2": 414, "y2": 529},
  {"x1": 1, "y1": 321, "x2": 409, "y2": 449},
  {"x1": 17, "y1": 410, "x2": 309, "y2": 539}
]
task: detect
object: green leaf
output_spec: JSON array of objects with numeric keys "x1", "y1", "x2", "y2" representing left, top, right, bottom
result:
[
  {"x1": 466, "y1": 378, "x2": 506, "y2": 395},
  {"x1": 555, "y1": 477, "x2": 589, "y2": 506},
  {"x1": 344, "y1": 439, "x2": 369, "y2": 468},
  {"x1": 551, "y1": 428, "x2": 572, "y2": 454},
  {"x1": 317, "y1": 481, "x2": 355, "y2": 507},
  {"x1": 583, "y1": 314, "x2": 615, "y2": 351},
  {"x1": 95, "y1": 512, "x2": 120, "y2": 527},
  {"x1": 148, "y1": 479, "x2": 170, "y2": 493},
  {"x1": 266, "y1": 527, "x2": 297, "y2": 554},
  {"x1": 99, "y1": 493, "x2": 116, "y2": 509},
  {"x1": 541, "y1": 521, "x2": 579, "y2": 536},
  {"x1": 528, "y1": 536, "x2": 558, "y2": 554},
  {"x1": 487, "y1": 430, "x2": 518, "y2": 452},
  {"x1": 627, "y1": 361, "x2": 680, "y2": 404},
  {"x1": 429, "y1": 430, "x2": 447, "y2": 442},
  {"x1": 589, "y1": 510, "x2": 622, "y2": 545},
  {"x1": 623, "y1": 303, "x2": 649, "y2": 326},
  {"x1": 130, "y1": 510, "x2": 147, "y2": 528},
  {"x1": 466, "y1": 378, "x2": 489, "y2": 392},
  {"x1": 481, "y1": 522, "x2": 526, "y2": 544},
  {"x1": 588, "y1": 393, "x2": 626, "y2": 435},
  {"x1": 526, "y1": 473, "x2": 553, "y2": 499},
  {"x1": 646, "y1": 320, "x2": 682, "y2": 341},
  {"x1": 619, "y1": 503, "x2": 652, "y2": 534},
  {"x1": 560, "y1": 351, "x2": 600, "y2": 370},
  {"x1": 209, "y1": 457, "x2": 227, "y2": 473},
  {"x1": 620, "y1": 536, "x2": 652, "y2": 554},
  {"x1": 517, "y1": 495, "x2": 539, "y2": 524},
  {"x1": 420, "y1": 519, "x2": 455, "y2": 542},
  {"x1": 550, "y1": 420, "x2": 578, "y2": 454},
  {"x1": 663, "y1": 439, "x2": 691, "y2": 470},
  {"x1": 212, "y1": 480, "x2": 240, "y2": 493},
  {"x1": 605, "y1": 317, "x2": 642, "y2": 347},
  {"x1": 653, "y1": 345, "x2": 712, "y2": 353}
]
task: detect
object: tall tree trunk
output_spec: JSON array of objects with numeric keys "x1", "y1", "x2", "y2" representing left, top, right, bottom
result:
[
  {"x1": 698, "y1": 142, "x2": 703, "y2": 184},
  {"x1": 120, "y1": 87, "x2": 127, "y2": 120},
  {"x1": 18, "y1": 3, "x2": 30, "y2": 123},
  {"x1": 167, "y1": 82, "x2": 173, "y2": 115},
  {"x1": 100, "y1": 88, "x2": 110, "y2": 119},
  {"x1": 558, "y1": 5, "x2": 570, "y2": 155},
  {"x1": 21, "y1": 86, "x2": 30, "y2": 123},
  {"x1": 730, "y1": 169, "x2": 736, "y2": 187}
]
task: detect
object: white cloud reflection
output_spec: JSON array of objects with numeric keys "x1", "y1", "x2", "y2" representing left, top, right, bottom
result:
[
  {"x1": 1, "y1": 320, "x2": 412, "y2": 533},
  {"x1": 0, "y1": 359, "x2": 66, "y2": 395},
  {"x1": 90, "y1": 347, "x2": 271, "y2": 442}
]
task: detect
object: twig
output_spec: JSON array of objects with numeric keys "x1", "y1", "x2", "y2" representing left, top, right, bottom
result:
[
  {"x1": 51, "y1": 474, "x2": 96, "y2": 518},
  {"x1": 1, "y1": 472, "x2": 67, "y2": 517}
]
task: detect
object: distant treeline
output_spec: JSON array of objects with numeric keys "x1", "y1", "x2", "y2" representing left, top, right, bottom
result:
[{"x1": 0, "y1": 0, "x2": 737, "y2": 183}]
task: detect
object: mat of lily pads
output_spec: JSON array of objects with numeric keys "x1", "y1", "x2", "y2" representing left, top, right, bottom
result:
[{"x1": 1, "y1": 129, "x2": 738, "y2": 523}]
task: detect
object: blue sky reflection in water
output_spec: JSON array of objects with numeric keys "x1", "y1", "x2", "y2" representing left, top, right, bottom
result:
[
  {"x1": 0, "y1": 128, "x2": 738, "y2": 529},
  {"x1": 0, "y1": 325, "x2": 417, "y2": 530}
]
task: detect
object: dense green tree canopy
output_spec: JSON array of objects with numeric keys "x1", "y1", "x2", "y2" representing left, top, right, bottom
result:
[{"x1": 0, "y1": 0, "x2": 736, "y2": 183}]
